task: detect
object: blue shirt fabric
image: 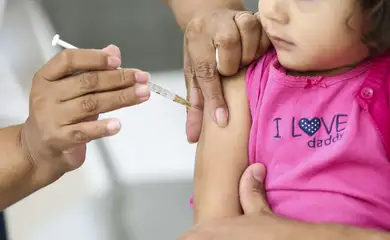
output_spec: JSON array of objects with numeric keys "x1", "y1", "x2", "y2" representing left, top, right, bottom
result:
[{"x1": 0, "y1": 213, "x2": 7, "y2": 239}]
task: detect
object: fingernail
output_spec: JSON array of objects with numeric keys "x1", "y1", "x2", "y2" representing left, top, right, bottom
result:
[
  {"x1": 107, "y1": 56, "x2": 121, "y2": 68},
  {"x1": 215, "y1": 108, "x2": 228, "y2": 127},
  {"x1": 135, "y1": 84, "x2": 151, "y2": 99},
  {"x1": 106, "y1": 119, "x2": 121, "y2": 134},
  {"x1": 236, "y1": 12, "x2": 253, "y2": 21},
  {"x1": 135, "y1": 71, "x2": 150, "y2": 84},
  {"x1": 251, "y1": 163, "x2": 266, "y2": 183},
  {"x1": 103, "y1": 44, "x2": 116, "y2": 52}
]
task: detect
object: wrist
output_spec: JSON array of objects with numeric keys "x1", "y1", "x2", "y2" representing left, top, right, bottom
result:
[
  {"x1": 201, "y1": 2, "x2": 246, "y2": 12},
  {"x1": 190, "y1": 4, "x2": 248, "y2": 22},
  {"x1": 288, "y1": 220, "x2": 390, "y2": 240},
  {"x1": 20, "y1": 124, "x2": 64, "y2": 189},
  {"x1": 312, "y1": 224, "x2": 390, "y2": 240},
  {"x1": 0, "y1": 125, "x2": 59, "y2": 209},
  {"x1": 170, "y1": 0, "x2": 246, "y2": 30}
]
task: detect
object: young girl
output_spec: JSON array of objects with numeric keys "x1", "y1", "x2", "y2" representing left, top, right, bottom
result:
[{"x1": 193, "y1": 0, "x2": 390, "y2": 230}]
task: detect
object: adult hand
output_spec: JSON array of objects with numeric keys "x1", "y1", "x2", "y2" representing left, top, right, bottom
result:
[
  {"x1": 179, "y1": 163, "x2": 390, "y2": 240},
  {"x1": 21, "y1": 45, "x2": 150, "y2": 181},
  {"x1": 184, "y1": 9, "x2": 270, "y2": 143},
  {"x1": 177, "y1": 163, "x2": 279, "y2": 240}
]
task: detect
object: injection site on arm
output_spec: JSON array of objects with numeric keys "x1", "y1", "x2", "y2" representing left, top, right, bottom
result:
[
  {"x1": 52, "y1": 34, "x2": 190, "y2": 108},
  {"x1": 193, "y1": 69, "x2": 250, "y2": 223}
]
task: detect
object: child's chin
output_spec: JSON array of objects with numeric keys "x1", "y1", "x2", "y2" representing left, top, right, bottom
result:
[{"x1": 278, "y1": 56, "x2": 316, "y2": 73}]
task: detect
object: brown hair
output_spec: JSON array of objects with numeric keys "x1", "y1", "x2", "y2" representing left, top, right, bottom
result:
[{"x1": 360, "y1": 0, "x2": 390, "y2": 55}]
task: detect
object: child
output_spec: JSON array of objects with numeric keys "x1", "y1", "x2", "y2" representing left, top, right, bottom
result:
[{"x1": 193, "y1": 0, "x2": 390, "y2": 230}]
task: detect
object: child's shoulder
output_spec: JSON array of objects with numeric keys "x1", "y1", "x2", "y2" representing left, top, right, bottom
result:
[
  {"x1": 364, "y1": 51, "x2": 390, "y2": 88},
  {"x1": 245, "y1": 48, "x2": 276, "y2": 89},
  {"x1": 354, "y1": 51, "x2": 390, "y2": 158},
  {"x1": 243, "y1": 49, "x2": 277, "y2": 115},
  {"x1": 248, "y1": 48, "x2": 277, "y2": 73}
]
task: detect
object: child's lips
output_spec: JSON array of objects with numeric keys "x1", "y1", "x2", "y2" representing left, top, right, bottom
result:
[{"x1": 269, "y1": 35, "x2": 294, "y2": 49}]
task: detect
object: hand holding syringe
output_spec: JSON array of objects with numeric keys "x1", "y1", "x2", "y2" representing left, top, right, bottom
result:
[{"x1": 52, "y1": 34, "x2": 191, "y2": 108}]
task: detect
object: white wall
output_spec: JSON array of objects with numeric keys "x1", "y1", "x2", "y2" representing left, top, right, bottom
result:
[{"x1": 101, "y1": 71, "x2": 196, "y2": 183}]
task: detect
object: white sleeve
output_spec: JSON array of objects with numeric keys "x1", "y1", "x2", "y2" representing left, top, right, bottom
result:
[
  {"x1": 0, "y1": 53, "x2": 29, "y2": 127},
  {"x1": 0, "y1": 0, "x2": 5, "y2": 28}
]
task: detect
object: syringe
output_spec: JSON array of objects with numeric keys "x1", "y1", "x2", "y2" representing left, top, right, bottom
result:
[{"x1": 51, "y1": 34, "x2": 191, "y2": 108}]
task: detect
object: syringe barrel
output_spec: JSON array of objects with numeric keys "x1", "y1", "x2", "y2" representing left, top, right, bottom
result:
[{"x1": 147, "y1": 82, "x2": 176, "y2": 100}]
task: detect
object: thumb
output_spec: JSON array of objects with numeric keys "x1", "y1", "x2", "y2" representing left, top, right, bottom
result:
[{"x1": 239, "y1": 163, "x2": 272, "y2": 215}]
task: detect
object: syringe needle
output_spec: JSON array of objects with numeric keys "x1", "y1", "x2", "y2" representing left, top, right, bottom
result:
[
  {"x1": 174, "y1": 95, "x2": 191, "y2": 108},
  {"x1": 52, "y1": 34, "x2": 191, "y2": 108}
]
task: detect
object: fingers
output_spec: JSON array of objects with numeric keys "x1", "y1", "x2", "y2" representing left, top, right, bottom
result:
[
  {"x1": 60, "y1": 84, "x2": 150, "y2": 124},
  {"x1": 56, "y1": 68, "x2": 149, "y2": 101},
  {"x1": 186, "y1": 98, "x2": 204, "y2": 143},
  {"x1": 39, "y1": 48, "x2": 121, "y2": 81},
  {"x1": 57, "y1": 118, "x2": 121, "y2": 150},
  {"x1": 213, "y1": 18, "x2": 241, "y2": 76},
  {"x1": 255, "y1": 12, "x2": 271, "y2": 59},
  {"x1": 184, "y1": 42, "x2": 204, "y2": 143},
  {"x1": 239, "y1": 163, "x2": 273, "y2": 215},
  {"x1": 185, "y1": 19, "x2": 228, "y2": 127},
  {"x1": 235, "y1": 12, "x2": 261, "y2": 66}
]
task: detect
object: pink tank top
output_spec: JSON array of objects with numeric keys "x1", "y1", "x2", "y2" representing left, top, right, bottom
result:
[{"x1": 246, "y1": 50, "x2": 390, "y2": 230}]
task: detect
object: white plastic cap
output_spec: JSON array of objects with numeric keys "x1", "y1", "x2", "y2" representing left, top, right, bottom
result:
[{"x1": 52, "y1": 34, "x2": 60, "y2": 46}]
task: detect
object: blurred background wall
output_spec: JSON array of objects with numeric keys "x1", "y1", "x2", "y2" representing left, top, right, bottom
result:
[{"x1": 41, "y1": 0, "x2": 257, "y2": 71}]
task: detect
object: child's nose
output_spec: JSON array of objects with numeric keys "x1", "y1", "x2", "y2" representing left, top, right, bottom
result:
[{"x1": 261, "y1": 0, "x2": 289, "y2": 25}]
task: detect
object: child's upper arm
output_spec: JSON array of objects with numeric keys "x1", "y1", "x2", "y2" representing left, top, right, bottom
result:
[
  {"x1": 192, "y1": 49, "x2": 275, "y2": 224},
  {"x1": 193, "y1": 69, "x2": 251, "y2": 223}
]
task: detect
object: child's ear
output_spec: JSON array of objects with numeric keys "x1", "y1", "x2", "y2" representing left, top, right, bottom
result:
[{"x1": 345, "y1": 1, "x2": 366, "y2": 32}]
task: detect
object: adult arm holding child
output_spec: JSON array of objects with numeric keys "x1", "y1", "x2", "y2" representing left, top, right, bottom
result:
[{"x1": 182, "y1": 163, "x2": 390, "y2": 240}]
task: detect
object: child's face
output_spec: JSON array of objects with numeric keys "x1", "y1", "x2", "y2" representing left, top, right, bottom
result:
[{"x1": 258, "y1": 0, "x2": 370, "y2": 74}]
